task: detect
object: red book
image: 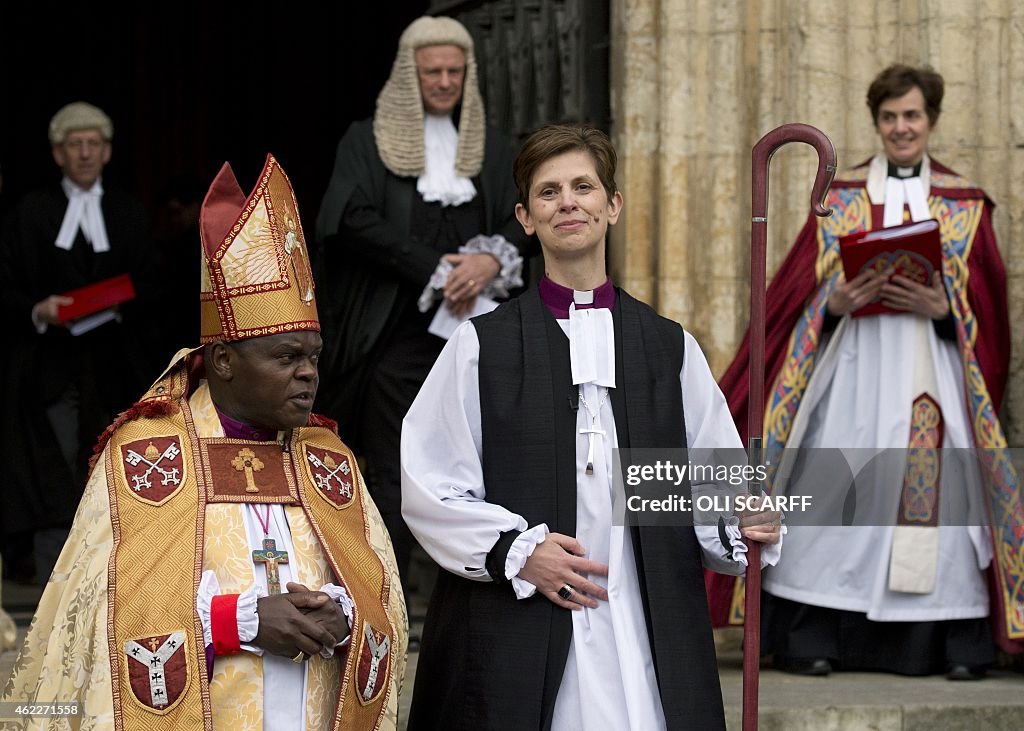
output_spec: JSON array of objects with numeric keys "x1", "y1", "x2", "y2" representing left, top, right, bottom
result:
[
  {"x1": 56, "y1": 273, "x2": 136, "y2": 324},
  {"x1": 838, "y1": 219, "x2": 942, "y2": 318}
]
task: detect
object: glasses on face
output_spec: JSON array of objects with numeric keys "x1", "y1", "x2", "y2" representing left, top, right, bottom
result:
[{"x1": 63, "y1": 137, "x2": 106, "y2": 151}]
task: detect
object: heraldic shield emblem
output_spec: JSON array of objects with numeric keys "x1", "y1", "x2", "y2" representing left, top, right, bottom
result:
[
  {"x1": 303, "y1": 446, "x2": 355, "y2": 509},
  {"x1": 124, "y1": 631, "x2": 189, "y2": 713},
  {"x1": 356, "y1": 622, "x2": 391, "y2": 706},
  {"x1": 120, "y1": 437, "x2": 186, "y2": 505}
]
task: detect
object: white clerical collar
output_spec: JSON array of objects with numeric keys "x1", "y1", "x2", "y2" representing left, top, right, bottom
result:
[
  {"x1": 568, "y1": 291, "x2": 616, "y2": 388},
  {"x1": 866, "y1": 153, "x2": 931, "y2": 226},
  {"x1": 866, "y1": 153, "x2": 932, "y2": 202},
  {"x1": 417, "y1": 114, "x2": 477, "y2": 207},
  {"x1": 56, "y1": 176, "x2": 110, "y2": 252}
]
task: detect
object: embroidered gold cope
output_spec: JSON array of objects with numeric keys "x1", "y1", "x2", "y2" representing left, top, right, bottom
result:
[{"x1": 0, "y1": 349, "x2": 408, "y2": 730}]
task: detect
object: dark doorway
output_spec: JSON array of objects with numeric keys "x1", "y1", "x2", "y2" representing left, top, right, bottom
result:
[{"x1": 0, "y1": 3, "x2": 430, "y2": 227}]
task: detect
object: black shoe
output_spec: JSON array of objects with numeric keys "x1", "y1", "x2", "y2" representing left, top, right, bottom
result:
[
  {"x1": 778, "y1": 657, "x2": 832, "y2": 676},
  {"x1": 946, "y1": 664, "x2": 986, "y2": 681},
  {"x1": 408, "y1": 634, "x2": 421, "y2": 653}
]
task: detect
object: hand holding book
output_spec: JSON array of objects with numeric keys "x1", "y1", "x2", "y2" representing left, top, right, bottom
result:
[
  {"x1": 879, "y1": 271, "x2": 949, "y2": 320},
  {"x1": 836, "y1": 219, "x2": 945, "y2": 318},
  {"x1": 32, "y1": 274, "x2": 137, "y2": 335},
  {"x1": 826, "y1": 267, "x2": 891, "y2": 317},
  {"x1": 31, "y1": 294, "x2": 75, "y2": 327},
  {"x1": 54, "y1": 273, "x2": 136, "y2": 325}
]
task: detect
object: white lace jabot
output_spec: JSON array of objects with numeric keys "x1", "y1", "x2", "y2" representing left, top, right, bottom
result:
[{"x1": 417, "y1": 114, "x2": 477, "y2": 207}]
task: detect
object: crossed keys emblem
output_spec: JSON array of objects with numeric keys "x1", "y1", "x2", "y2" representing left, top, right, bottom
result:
[
  {"x1": 307, "y1": 450, "x2": 353, "y2": 498},
  {"x1": 124, "y1": 441, "x2": 182, "y2": 491}
]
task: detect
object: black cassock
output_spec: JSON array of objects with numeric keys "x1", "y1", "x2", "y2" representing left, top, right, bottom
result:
[
  {"x1": 0, "y1": 184, "x2": 157, "y2": 536},
  {"x1": 312, "y1": 118, "x2": 531, "y2": 578}
]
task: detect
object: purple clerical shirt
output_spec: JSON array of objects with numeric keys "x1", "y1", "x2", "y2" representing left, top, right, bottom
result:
[
  {"x1": 537, "y1": 276, "x2": 616, "y2": 319},
  {"x1": 216, "y1": 409, "x2": 278, "y2": 441}
]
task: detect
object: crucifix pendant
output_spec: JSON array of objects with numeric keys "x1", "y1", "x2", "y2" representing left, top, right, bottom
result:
[
  {"x1": 252, "y1": 537, "x2": 289, "y2": 595},
  {"x1": 580, "y1": 420, "x2": 605, "y2": 475}
]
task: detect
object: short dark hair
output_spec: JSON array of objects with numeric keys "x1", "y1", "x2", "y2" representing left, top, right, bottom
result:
[
  {"x1": 513, "y1": 124, "x2": 617, "y2": 206},
  {"x1": 866, "y1": 64, "x2": 944, "y2": 126}
]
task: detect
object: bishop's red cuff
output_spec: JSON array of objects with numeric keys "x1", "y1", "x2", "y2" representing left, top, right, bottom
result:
[{"x1": 210, "y1": 593, "x2": 242, "y2": 656}]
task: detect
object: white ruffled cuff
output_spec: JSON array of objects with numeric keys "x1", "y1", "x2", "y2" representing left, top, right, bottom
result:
[
  {"x1": 722, "y1": 516, "x2": 786, "y2": 568},
  {"x1": 461, "y1": 234, "x2": 524, "y2": 299},
  {"x1": 196, "y1": 570, "x2": 261, "y2": 653},
  {"x1": 506, "y1": 524, "x2": 550, "y2": 599},
  {"x1": 319, "y1": 583, "x2": 355, "y2": 655},
  {"x1": 418, "y1": 259, "x2": 454, "y2": 312},
  {"x1": 416, "y1": 234, "x2": 524, "y2": 313},
  {"x1": 238, "y1": 585, "x2": 265, "y2": 655}
]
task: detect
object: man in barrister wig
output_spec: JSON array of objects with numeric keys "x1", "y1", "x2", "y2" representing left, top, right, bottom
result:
[
  {"x1": 1, "y1": 155, "x2": 407, "y2": 730},
  {"x1": 707, "y1": 64, "x2": 1022, "y2": 679},
  {"x1": 0, "y1": 102, "x2": 157, "y2": 585},
  {"x1": 315, "y1": 16, "x2": 529, "y2": 592}
]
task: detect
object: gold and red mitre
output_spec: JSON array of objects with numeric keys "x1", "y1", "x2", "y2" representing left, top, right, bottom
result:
[{"x1": 199, "y1": 154, "x2": 318, "y2": 343}]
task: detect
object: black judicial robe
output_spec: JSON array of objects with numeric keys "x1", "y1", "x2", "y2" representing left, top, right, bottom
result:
[
  {"x1": 0, "y1": 184, "x2": 157, "y2": 534},
  {"x1": 312, "y1": 118, "x2": 532, "y2": 450},
  {"x1": 407, "y1": 288, "x2": 726, "y2": 731}
]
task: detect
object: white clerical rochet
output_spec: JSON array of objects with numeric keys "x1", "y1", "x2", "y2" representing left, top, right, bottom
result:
[
  {"x1": 362, "y1": 622, "x2": 390, "y2": 702},
  {"x1": 124, "y1": 631, "x2": 185, "y2": 708}
]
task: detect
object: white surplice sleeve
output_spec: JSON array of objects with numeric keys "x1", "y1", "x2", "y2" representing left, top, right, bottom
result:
[
  {"x1": 680, "y1": 331, "x2": 784, "y2": 574},
  {"x1": 401, "y1": 321, "x2": 530, "y2": 580},
  {"x1": 195, "y1": 570, "x2": 260, "y2": 652}
]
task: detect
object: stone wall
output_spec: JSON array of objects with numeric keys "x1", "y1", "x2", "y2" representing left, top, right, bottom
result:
[{"x1": 610, "y1": 0, "x2": 1024, "y2": 444}]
